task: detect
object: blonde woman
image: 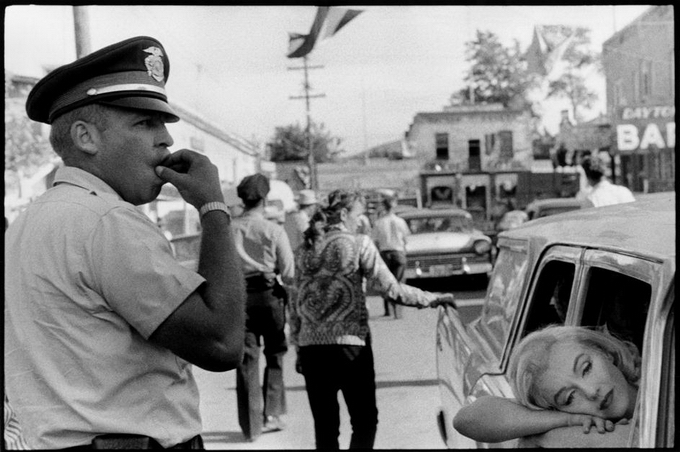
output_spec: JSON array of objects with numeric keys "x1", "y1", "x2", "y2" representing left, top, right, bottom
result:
[{"x1": 454, "y1": 325, "x2": 639, "y2": 448}]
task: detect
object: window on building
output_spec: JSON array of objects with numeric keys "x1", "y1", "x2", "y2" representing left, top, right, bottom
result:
[
  {"x1": 468, "y1": 139, "x2": 481, "y2": 171},
  {"x1": 632, "y1": 69, "x2": 640, "y2": 103},
  {"x1": 613, "y1": 79, "x2": 626, "y2": 107},
  {"x1": 435, "y1": 133, "x2": 449, "y2": 160},
  {"x1": 641, "y1": 59, "x2": 653, "y2": 98},
  {"x1": 498, "y1": 130, "x2": 514, "y2": 159}
]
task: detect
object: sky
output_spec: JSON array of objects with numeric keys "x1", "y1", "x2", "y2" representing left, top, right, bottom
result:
[{"x1": 4, "y1": 4, "x2": 653, "y2": 156}]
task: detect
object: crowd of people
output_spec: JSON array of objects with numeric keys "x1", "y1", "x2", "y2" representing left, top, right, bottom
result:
[{"x1": 4, "y1": 35, "x2": 642, "y2": 450}]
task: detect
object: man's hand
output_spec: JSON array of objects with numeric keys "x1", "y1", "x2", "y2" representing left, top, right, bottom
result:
[
  {"x1": 155, "y1": 149, "x2": 224, "y2": 209},
  {"x1": 428, "y1": 293, "x2": 456, "y2": 309}
]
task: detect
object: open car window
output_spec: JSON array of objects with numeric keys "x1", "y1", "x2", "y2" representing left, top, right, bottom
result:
[{"x1": 580, "y1": 266, "x2": 651, "y2": 352}]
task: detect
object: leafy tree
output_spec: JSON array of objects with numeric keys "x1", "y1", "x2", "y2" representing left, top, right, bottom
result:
[
  {"x1": 544, "y1": 27, "x2": 600, "y2": 123},
  {"x1": 451, "y1": 28, "x2": 601, "y2": 126},
  {"x1": 450, "y1": 30, "x2": 533, "y2": 108},
  {"x1": 5, "y1": 78, "x2": 54, "y2": 194},
  {"x1": 267, "y1": 121, "x2": 344, "y2": 163}
]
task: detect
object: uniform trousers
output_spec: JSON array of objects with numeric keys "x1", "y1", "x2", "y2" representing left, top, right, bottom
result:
[
  {"x1": 299, "y1": 342, "x2": 378, "y2": 450},
  {"x1": 379, "y1": 250, "x2": 406, "y2": 318},
  {"x1": 236, "y1": 288, "x2": 288, "y2": 440}
]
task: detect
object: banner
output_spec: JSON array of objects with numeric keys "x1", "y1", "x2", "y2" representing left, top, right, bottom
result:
[
  {"x1": 287, "y1": 6, "x2": 363, "y2": 58},
  {"x1": 525, "y1": 25, "x2": 576, "y2": 81}
]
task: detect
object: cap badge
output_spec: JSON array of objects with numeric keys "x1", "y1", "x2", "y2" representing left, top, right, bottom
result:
[{"x1": 143, "y1": 46, "x2": 165, "y2": 83}]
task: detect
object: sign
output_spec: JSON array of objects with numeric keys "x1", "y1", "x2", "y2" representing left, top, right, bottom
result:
[{"x1": 615, "y1": 105, "x2": 675, "y2": 153}]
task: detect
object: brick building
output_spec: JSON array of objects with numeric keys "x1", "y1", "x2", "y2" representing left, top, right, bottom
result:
[{"x1": 602, "y1": 5, "x2": 675, "y2": 193}]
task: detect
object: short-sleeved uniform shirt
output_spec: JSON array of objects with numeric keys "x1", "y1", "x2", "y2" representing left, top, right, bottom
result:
[
  {"x1": 4, "y1": 167, "x2": 206, "y2": 449},
  {"x1": 231, "y1": 209, "x2": 295, "y2": 284}
]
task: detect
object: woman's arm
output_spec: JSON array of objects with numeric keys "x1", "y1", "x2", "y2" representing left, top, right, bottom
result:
[
  {"x1": 530, "y1": 420, "x2": 632, "y2": 448},
  {"x1": 453, "y1": 396, "x2": 614, "y2": 444}
]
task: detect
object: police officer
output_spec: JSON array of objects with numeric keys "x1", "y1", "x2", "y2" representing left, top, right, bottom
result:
[
  {"x1": 5, "y1": 36, "x2": 245, "y2": 449},
  {"x1": 231, "y1": 173, "x2": 295, "y2": 442}
]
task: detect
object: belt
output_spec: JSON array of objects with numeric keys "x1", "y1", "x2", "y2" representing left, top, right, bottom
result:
[{"x1": 245, "y1": 273, "x2": 276, "y2": 293}]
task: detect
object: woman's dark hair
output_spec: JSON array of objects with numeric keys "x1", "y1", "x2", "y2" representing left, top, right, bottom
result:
[{"x1": 302, "y1": 189, "x2": 364, "y2": 249}]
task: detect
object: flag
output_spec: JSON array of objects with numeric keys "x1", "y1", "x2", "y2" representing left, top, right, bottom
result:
[
  {"x1": 287, "y1": 6, "x2": 363, "y2": 58},
  {"x1": 525, "y1": 25, "x2": 576, "y2": 80}
]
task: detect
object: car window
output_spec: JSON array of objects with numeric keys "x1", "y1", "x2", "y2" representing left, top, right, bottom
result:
[
  {"x1": 478, "y1": 241, "x2": 529, "y2": 358},
  {"x1": 580, "y1": 267, "x2": 651, "y2": 351},
  {"x1": 405, "y1": 215, "x2": 473, "y2": 234},
  {"x1": 523, "y1": 260, "x2": 575, "y2": 332}
]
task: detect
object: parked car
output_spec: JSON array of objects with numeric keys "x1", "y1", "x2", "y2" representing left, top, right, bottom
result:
[
  {"x1": 435, "y1": 192, "x2": 675, "y2": 448},
  {"x1": 525, "y1": 197, "x2": 587, "y2": 220},
  {"x1": 496, "y1": 210, "x2": 529, "y2": 233},
  {"x1": 397, "y1": 208, "x2": 493, "y2": 281}
]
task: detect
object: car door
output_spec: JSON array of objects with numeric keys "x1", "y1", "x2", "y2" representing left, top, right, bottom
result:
[
  {"x1": 462, "y1": 245, "x2": 583, "y2": 448},
  {"x1": 571, "y1": 250, "x2": 674, "y2": 447},
  {"x1": 435, "y1": 237, "x2": 530, "y2": 448}
]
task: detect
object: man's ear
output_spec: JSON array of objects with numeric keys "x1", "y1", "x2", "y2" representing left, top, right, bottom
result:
[{"x1": 70, "y1": 121, "x2": 100, "y2": 155}]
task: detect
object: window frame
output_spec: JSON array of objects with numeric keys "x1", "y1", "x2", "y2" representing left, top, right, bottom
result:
[{"x1": 500, "y1": 244, "x2": 584, "y2": 371}]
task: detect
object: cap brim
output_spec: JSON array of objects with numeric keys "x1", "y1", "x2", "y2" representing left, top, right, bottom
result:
[{"x1": 98, "y1": 97, "x2": 180, "y2": 123}]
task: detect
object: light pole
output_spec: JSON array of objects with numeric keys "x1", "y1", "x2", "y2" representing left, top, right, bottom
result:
[{"x1": 288, "y1": 56, "x2": 325, "y2": 190}]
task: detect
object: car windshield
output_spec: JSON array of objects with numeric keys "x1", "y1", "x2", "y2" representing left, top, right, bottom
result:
[{"x1": 405, "y1": 215, "x2": 474, "y2": 234}]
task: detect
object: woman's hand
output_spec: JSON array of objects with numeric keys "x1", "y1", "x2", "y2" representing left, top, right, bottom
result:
[{"x1": 565, "y1": 413, "x2": 615, "y2": 434}]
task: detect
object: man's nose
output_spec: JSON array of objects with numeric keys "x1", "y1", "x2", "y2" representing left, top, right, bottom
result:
[{"x1": 157, "y1": 125, "x2": 174, "y2": 148}]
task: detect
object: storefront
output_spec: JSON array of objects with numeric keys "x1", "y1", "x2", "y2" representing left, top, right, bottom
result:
[{"x1": 613, "y1": 105, "x2": 675, "y2": 193}]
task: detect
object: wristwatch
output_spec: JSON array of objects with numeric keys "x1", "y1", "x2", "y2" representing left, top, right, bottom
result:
[{"x1": 199, "y1": 201, "x2": 231, "y2": 220}]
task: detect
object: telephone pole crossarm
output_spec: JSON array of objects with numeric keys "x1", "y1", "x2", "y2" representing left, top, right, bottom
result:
[{"x1": 287, "y1": 56, "x2": 325, "y2": 191}]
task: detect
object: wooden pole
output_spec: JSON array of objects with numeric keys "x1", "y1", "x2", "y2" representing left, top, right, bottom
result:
[{"x1": 73, "y1": 6, "x2": 92, "y2": 58}]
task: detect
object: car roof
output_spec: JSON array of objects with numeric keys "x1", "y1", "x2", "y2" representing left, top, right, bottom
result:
[
  {"x1": 526, "y1": 197, "x2": 587, "y2": 209},
  {"x1": 501, "y1": 192, "x2": 675, "y2": 261},
  {"x1": 398, "y1": 207, "x2": 472, "y2": 219}
]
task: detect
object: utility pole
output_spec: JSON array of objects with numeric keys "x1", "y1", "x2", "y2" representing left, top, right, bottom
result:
[
  {"x1": 73, "y1": 6, "x2": 92, "y2": 58},
  {"x1": 288, "y1": 56, "x2": 325, "y2": 191}
]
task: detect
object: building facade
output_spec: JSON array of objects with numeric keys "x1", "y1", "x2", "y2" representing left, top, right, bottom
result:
[{"x1": 602, "y1": 4, "x2": 675, "y2": 193}]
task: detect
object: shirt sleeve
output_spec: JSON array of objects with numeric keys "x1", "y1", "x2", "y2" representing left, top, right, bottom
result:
[
  {"x1": 357, "y1": 235, "x2": 436, "y2": 307},
  {"x1": 88, "y1": 206, "x2": 206, "y2": 339},
  {"x1": 275, "y1": 226, "x2": 295, "y2": 285}
]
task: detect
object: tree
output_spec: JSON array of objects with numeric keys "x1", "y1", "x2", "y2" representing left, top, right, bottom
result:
[
  {"x1": 450, "y1": 30, "x2": 534, "y2": 108},
  {"x1": 544, "y1": 27, "x2": 600, "y2": 123},
  {"x1": 267, "y1": 121, "x2": 344, "y2": 163},
  {"x1": 5, "y1": 77, "x2": 54, "y2": 194}
]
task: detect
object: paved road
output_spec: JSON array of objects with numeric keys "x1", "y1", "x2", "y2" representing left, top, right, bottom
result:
[{"x1": 194, "y1": 280, "x2": 485, "y2": 450}]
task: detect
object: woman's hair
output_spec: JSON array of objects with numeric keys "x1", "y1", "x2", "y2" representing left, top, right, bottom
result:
[
  {"x1": 508, "y1": 324, "x2": 641, "y2": 411},
  {"x1": 302, "y1": 189, "x2": 364, "y2": 249}
]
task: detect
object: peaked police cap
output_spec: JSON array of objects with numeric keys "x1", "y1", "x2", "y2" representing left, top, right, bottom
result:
[{"x1": 26, "y1": 36, "x2": 179, "y2": 124}]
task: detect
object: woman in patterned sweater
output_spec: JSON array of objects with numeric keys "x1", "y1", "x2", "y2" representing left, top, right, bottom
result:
[{"x1": 289, "y1": 189, "x2": 455, "y2": 450}]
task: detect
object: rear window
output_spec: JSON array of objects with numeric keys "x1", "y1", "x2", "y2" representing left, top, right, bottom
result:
[{"x1": 405, "y1": 215, "x2": 474, "y2": 234}]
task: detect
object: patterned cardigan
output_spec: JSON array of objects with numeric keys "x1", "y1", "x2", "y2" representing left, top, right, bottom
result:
[{"x1": 289, "y1": 224, "x2": 438, "y2": 347}]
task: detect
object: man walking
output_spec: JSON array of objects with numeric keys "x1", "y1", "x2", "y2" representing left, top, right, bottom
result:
[
  {"x1": 372, "y1": 195, "x2": 411, "y2": 319},
  {"x1": 232, "y1": 173, "x2": 295, "y2": 442},
  {"x1": 284, "y1": 189, "x2": 318, "y2": 252},
  {"x1": 578, "y1": 155, "x2": 635, "y2": 207},
  {"x1": 4, "y1": 36, "x2": 245, "y2": 449}
]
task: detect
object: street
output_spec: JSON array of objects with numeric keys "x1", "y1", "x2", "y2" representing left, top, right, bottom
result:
[{"x1": 193, "y1": 278, "x2": 485, "y2": 450}]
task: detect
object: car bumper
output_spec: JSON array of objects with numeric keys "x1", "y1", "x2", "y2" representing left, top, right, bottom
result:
[{"x1": 404, "y1": 260, "x2": 492, "y2": 279}]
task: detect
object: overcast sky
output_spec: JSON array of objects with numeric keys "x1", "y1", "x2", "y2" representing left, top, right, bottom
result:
[{"x1": 5, "y1": 5, "x2": 652, "y2": 155}]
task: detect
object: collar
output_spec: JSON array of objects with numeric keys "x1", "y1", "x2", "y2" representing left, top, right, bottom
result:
[
  {"x1": 326, "y1": 223, "x2": 349, "y2": 233},
  {"x1": 52, "y1": 166, "x2": 122, "y2": 200},
  {"x1": 242, "y1": 209, "x2": 265, "y2": 219}
]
